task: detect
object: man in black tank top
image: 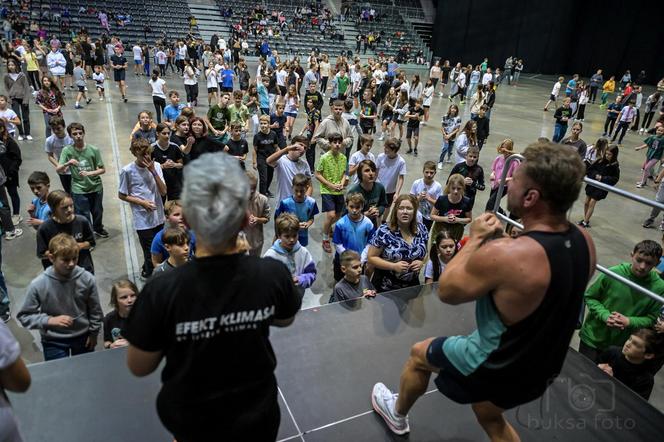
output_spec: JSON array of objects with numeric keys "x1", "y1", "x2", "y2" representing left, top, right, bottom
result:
[{"x1": 372, "y1": 142, "x2": 596, "y2": 440}]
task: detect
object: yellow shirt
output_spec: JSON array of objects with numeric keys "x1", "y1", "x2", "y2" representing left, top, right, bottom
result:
[
  {"x1": 602, "y1": 80, "x2": 615, "y2": 93},
  {"x1": 25, "y1": 52, "x2": 39, "y2": 71}
]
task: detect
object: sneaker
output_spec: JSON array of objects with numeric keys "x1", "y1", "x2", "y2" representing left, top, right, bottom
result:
[
  {"x1": 445, "y1": 159, "x2": 452, "y2": 163},
  {"x1": 26, "y1": 135, "x2": 33, "y2": 141},
  {"x1": 459, "y1": 100, "x2": 465, "y2": 104},
  {"x1": 322, "y1": 239, "x2": 332, "y2": 253},
  {"x1": 123, "y1": 97, "x2": 128, "y2": 103},
  {"x1": 577, "y1": 220, "x2": 587, "y2": 228},
  {"x1": 437, "y1": 162, "x2": 443, "y2": 170},
  {"x1": 643, "y1": 219, "x2": 654, "y2": 228},
  {"x1": 636, "y1": 183, "x2": 644, "y2": 188},
  {"x1": 371, "y1": 383, "x2": 410, "y2": 435},
  {"x1": 378, "y1": 134, "x2": 385, "y2": 141},
  {"x1": 543, "y1": 108, "x2": 548, "y2": 112},
  {"x1": 86, "y1": 98, "x2": 92, "y2": 104},
  {"x1": 4, "y1": 228, "x2": 23, "y2": 240},
  {"x1": 141, "y1": 268, "x2": 152, "y2": 279},
  {"x1": 406, "y1": 148, "x2": 413, "y2": 154},
  {"x1": 11, "y1": 214, "x2": 22, "y2": 225},
  {"x1": 659, "y1": 224, "x2": 664, "y2": 232},
  {"x1": 17, "y1": 135, "x2": 23, "y2": 141},
  {"x1": 266, "y1": 190, "x2": 275, "y2": 198},
  {"x1": 99, "y1": 97, "x2": 104, "y2": 101},
  {"x1": 75, "y1": 104, "x2": 83, "y2": 109},
  {"x1": 414, "y1": 149, "x2": 418, "y2": 157},
  {"x1": 0, "y1": 312, "x2": 9, "y2": 323},
  {"x1": 94, "y1": 229, "x2": 110, "y2": 238}
]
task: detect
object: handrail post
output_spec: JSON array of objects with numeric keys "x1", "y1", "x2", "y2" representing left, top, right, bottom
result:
[{"x1": 491, "y1": 153, "x2": 524, "y2": 213}]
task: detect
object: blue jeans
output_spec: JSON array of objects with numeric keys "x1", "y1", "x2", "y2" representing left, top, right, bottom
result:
[
  {"x1": 42, "y1": 335, "x2": 92, "y2": 361},
  {"x1": 552, "y1": 123, "x2": 567, "y2": 143},
  {"x1": 72, "y1": 191, "x2": 104, "y2": 232},
  {"x1": 467, "y1": 81, "x2": 478, "y2": 99},
  {"x1": 439, "y1": 138, "x2": 453, "y2": 163}
]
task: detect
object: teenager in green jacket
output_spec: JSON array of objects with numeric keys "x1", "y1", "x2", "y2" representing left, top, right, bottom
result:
[{"x1": 579, "y1": 240, "x2": 664, "y2": 362}]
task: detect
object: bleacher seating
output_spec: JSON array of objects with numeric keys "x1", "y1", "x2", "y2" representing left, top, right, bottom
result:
[
  {"x1": 34, "y1": 0, "x2": 193, "y2": 44},
  {"x1": 213, "y1": 0, "x2": 353, "y2": 57}
]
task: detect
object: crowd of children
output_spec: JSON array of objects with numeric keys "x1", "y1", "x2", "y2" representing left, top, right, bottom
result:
[{"x1": 1, "y1": 30, "x2": 664, "y2": 436}]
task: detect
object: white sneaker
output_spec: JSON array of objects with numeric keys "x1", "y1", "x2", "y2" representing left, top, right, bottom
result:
[
  {"x1": 4, "y1": 228, "x2": 23, "y2": 240},
  {"x1": 17, "y1": 135, "x2": 23, "y2": 141},
  {"x1": 378, "y1": 134, "x2": 385, "y2": 141},
  {"x1": 371, "y1": 383, "x2": 410, "y2": 435},
  {"x1": 11, "y1": 214, "x2": 22, "y2": 225},
  {"x1": 437, "y1": 162, "x2": 443, "y2": 170},
  {"x1": 26, "y1": 135, "x2": 33, "y2": 141},
  {"x1": 99, "y1": 97, "x2": 104, "y2": 101},
  {"x1": 639, "y1": 128, "x2": 644, "y2": 134}
]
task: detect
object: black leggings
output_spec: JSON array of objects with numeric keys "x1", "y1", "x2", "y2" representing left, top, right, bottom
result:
[
  {"x1": 158, "y1": 63, "x2": 166, "y2": 76},
  {"x1": 0, "y1": 186, "x2": 14, "y2": 232},
  {"x1": 185, "y1": 84, "x2": 198, "y2": 104},
  {"x1": 153, "y1": 96, "x2": 166, "y2": 123},
  {"x1": 642, "y1": 111, "x2": 656, "y2": 129},
  {"x1": 27, "y1": 70, "x2": 40, "y2": 90},
  {"x1": 603, "y1": 117, "x2": 616, "y2": 135},
  {"x1": 4, "y1": 180, "x2": 19, "y2": 214},
  {"x1": 11, "y1": 98, "x2": 30, "y2": 136},
  {"x1": 320, "y1": 76, "x2": 328, "y2": 92}
]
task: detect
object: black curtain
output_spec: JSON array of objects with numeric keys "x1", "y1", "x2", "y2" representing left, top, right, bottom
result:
[{"x1": 432, "y1": 0, "x2": 664, "y2": 84}]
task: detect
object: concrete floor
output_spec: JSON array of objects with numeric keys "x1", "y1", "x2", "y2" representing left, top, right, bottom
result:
[{"x1": 3, "y1": 64, "x2": 663, "y2": 410}]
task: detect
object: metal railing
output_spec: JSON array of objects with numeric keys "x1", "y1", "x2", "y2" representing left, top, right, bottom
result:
[{"x1": 492, "y1": 153, "x2": 664, "y2": 305}]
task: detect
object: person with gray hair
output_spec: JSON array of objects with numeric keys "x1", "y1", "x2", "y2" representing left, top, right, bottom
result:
[{"x1": 124, "y1": 152, "x2": 302, "y2": 441}]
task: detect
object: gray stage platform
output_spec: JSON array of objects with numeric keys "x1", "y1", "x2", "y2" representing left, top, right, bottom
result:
[{"x1": 10, "y1": 284, "x2": 664, "y2": 441}]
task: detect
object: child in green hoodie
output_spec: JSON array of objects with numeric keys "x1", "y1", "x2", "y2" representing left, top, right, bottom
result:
[{"x1": 579, "y1": 240, "x2": 664, "y2": 362}]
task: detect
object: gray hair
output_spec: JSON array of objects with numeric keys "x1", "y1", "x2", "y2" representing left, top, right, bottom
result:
[{"x1": 182, "y1": 153, "x2": 249, "y2": 249}]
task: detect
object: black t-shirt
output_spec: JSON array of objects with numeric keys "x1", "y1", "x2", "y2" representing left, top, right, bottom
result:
[
  {"x1": 360, "y1": 101, "x2": 378, "y2": 129},
  {"x1": 36, "y1": 216, "x2": 96, "y2": 273},
  {"x1": 151, "y1": 141, "x2": 184, "y2": 199},
  {"x1": 103, "y1": 310, "x2": 128, "y2": 344},
  {"x1": 598, "y1": 347, "x2": 654, "y2": 400},
  {"x1": 186, "y1": 136, "x2": 226, "y2": 163},
  {"x1": 304, "y1": 91, "x2": 324, "y2": 111},
  {"x1": 110, "y1": 54, "x2": 127, "y2": 71},
  {"x1": 253, "y1": 130, "x2": 279, "y2": 159},
  {"x1": 434, "y1": 195, "x2": 472, "y2": 217},
  {"x1": 123, "y1": 254, "x2": 301, "y2": 432},
  {"x1": 406, "y1": 106, "x2": 424, "y2": 128},
  {"x1": 270, "y1": 113, "x2": 286, "y2": 137},
  {"x1": 225, "y1": 137, "x2": 249, "y2": 169}
]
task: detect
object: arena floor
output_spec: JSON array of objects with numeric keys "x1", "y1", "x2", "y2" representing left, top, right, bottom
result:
[{"x1": 3, "y1": 63, "x2": 664, "y2": 410}]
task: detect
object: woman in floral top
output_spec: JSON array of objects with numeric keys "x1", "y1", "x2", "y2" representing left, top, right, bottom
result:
[
  {"x1": 368, "y1": 194, "x2": 429, "y2": 292},
  {"x1": 35, "y1": 75, "x2": 65, "y2": 138}
]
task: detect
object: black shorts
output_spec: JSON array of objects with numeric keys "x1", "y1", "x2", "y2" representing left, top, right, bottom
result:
[
  {"x1": 407, "y1": 126, "x2": 420, "y2": 138},
  {"x1": 114, "y1": 70, "x2": 126, "y2": 82},
  {"x1": 426, "y1": 337, "x2": 547, "y2": 410},
  {"x1": 382, "y1": 112, "x2": 394, "y2": 123},
  {"x1": 322, "y1": 194, "x2": 345, "y2": 213},
  {"x1": 208, "y1": 87, "x2": 218, "y2": 93},
  {"x1": 77, "y1": 85, "x2": 86, "y2": 93},
  {"x1": 550, "y1": 94, "x2": 557, "y2": 101}
]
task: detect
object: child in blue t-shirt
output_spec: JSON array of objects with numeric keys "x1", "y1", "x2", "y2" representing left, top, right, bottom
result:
[
  {"x1": 163, "y1": 91, "x2": 185, "y2": 128},
  {"x1": 26, "y1": 171, "x2": 52, "y2": 229},
  {"x1": 332, "y1": 192, "x2": 376, "y2": 281},
  {"x1": 150, "y1": 200, "x2": 196, "y2": 266},
  {"x1": 275, "y1": 174, "x2": 319, "y2": 247}
]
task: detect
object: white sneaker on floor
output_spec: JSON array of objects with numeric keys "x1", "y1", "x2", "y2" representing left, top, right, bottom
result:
[
  {"x1": 11, "y1": 214, "x2": 22, "y2": 225},
  {"x1": 4, "y1": 228, "x2": 23, "y2": 240},
  {"x1": 378, "y1": 134, "x2": 385, "y2": 141},
  {"x1": 17, "y1": 135, "x2": 23, "y2": 141},
  {"x1": 26, "y1": 135, "x2": 33, "y2": 141},
  {"x1": 371, "y1": 382, "x2": 410, "y2": 435},
  {"x1": 437, "y1": 162, "x2": 443, "y2": 170}
]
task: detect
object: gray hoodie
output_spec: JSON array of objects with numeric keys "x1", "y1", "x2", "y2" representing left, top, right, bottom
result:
[{"x1": 18, "y1": 266, "x2": 103, "y2": 340}]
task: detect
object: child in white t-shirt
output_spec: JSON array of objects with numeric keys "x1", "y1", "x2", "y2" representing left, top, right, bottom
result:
[
  {"x1": 375, "y1": 137, "x2": 407, "y2": 207},
  {"x1": 409, "y1": 161, "x2": 443, "y2": 231},
  {"x1": 0, "y1": 95, "x2": 20, "y2": 137},
  {"x1": 91, "y1": 65, "x2": 105, "y2": 101},
  {"x1": 118, "y1": 138, "x2": 167, "y2": 278},
  {"x1": 349, "y1": 134, "x2": 376, "y2": 184}
]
